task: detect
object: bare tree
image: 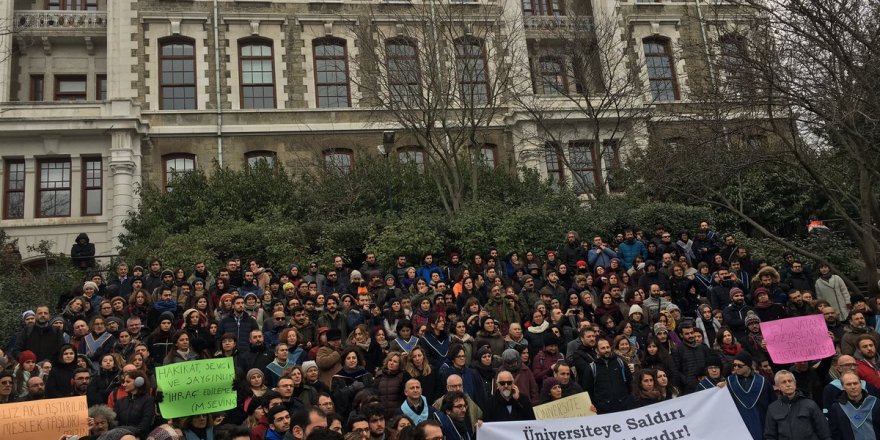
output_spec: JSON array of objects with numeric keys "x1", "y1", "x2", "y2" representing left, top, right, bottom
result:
[
  {"x1": 511, "y1": 3, "x2": 656, "y2": 197},
  {"x1": 634, "y1": 0, "x2": 880, "y2": 292},
  {"x1": 347, "y1": 1, "x2": 528, "y2": 214}
]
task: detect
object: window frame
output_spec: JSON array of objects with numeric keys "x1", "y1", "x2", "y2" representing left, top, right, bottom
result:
[
  {"x1": 54, "y1": 75, "x2": 87, "y2": 101},
  {"x1": 538, "y1": 56, "x2": 567, "y2": 95},
  {"x1": 385, "y1": 37, "x2": 421, "y2": 107},
  {"x1": 397, "y1": 146, "x2": 426, "y2": 174},
  {"x1": 323, "y1": 148, "x2": 354, "y2": 175},
  {"x1": 601, "y1": 139, "x2": 622, "y2": 192},
  {"x1": 245, "y1": 150, "x2": 277, "y2": 168},
  {"x1": 643, "y1": 37, "x2": 680, "y2": 102},
  {"x1": 544, "y1": 141, "x2": 565, "y2": 187},
  {"x1": 30, "y1": 75, "x2": 45, "y2": 101},
  {"x1": 48, "y1": 0, "x2": 97, "y2": 10},
  {"x1": 159, "y1": 36, "x2": 198, "y2": 110},
  {"x1": 523, "y1": 0, "x2": 565, "y2": 16},
  {"x1": 454, "y1": 36, "x2": 490, "y2": 106},
  {"x1": 81, "y1": 156, "x2": 102, "y2": 216},
  {"x1": 3, "y1": 159, "x2": 25, "y2": 220},
  {"x1": 313, "y1": 37, "x2": 351, "y2": 109},
  {"x1": 568, "y1": 140, "x2": 600, "y2": 194},
  {"x1": 162, "y1": 153, "x2": 196, "y2": 192},
  {"x1": 238, "y1": 37, "x2": 277, "y2": 109},
  {"x1": 96, "y1": 74, "x2": 107, "y2": 100},
  {"x1": 36, "y1": 158, "x2": 72, "y2": 218},
  {"x1": 479, "y1": 144, "x2": 498, "y2": 169}
]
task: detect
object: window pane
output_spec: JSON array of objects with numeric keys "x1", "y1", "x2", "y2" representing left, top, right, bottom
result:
[
  {"x1": 160, "y1": 39, "x2": 196, "y2": 110},
  {"x1": 85, "y1": 189, "x2": 101, "y2": 214}
]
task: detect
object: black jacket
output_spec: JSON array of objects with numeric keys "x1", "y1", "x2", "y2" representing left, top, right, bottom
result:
[
  {"x1": 115, "y1": 392, "x2": 156, "y2": 438},
  {"x1": 765, "y1": 392, "x2": 831, "y2": 440},
  {"x1": 582, "y1": 354, "x2": 633, "y2": 413},
  {"x1": 13, "y1": 323, "x2": 64, "y2": 362},
  {"x1": 71, "y1": 233, "x2": 96, "y2": 269},
  {"x1": 482, "y1": 392, "x2": 535, "y2": 422}
]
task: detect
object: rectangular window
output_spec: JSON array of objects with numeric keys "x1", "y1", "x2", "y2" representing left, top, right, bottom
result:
[
  {"x1": 4, "y1": 160, "x2": 25, "y2": 219},
  {"x1": 386, "y1": 39, "x2": 421, "y2": 107},
  {"x1": 480, "y1": 145, "x2": 497, "y2": 169},
  {"x1": 82, "y1": 157, "x2": 102, "y2": 215},
  {"x1": 163, "y1": 154, "x2": 196, "y2": 192},
  {"x1": 48, "y1": 0, "x2": 96, "y2": 10},
  {"x1": 96, "y1": 74, "x2": 107, "y2": 100},
  {"x1": 160, "y1": 39, "x2": 197, "y2": 110},
  {"x1": 314, "y1": 38, "x2": 351, "y2": 108},
  {"x1": 602, "y1": 140, "x2": 622, "y2": 192},
  {"x1": 54, "y1": 75, "x2": 87, "y2": 101},
  {"x1": 643, "y1": 38, "x2": 679, "y2": 102},
  {"x1": 240, "y1": 40, "x2": 276, "y2": 109},
  {"x1": 30, "y1": 75, "x2": 44, "y2": 101},
  {"x1": 37, "y1": 159, "x2": 71, "y2": 217},
  {"x1": 569, "y1": 141, "x2": 598, "y2": 194},
  {"x1": 324, "y1": 149, "x2": 353, "y2": 175},
  {"x1": 544, "y1": 142, "x2": 564, "y2": 188},
  {"x1": 455, "y1": 38, "x2": 489, "y2": 106}
]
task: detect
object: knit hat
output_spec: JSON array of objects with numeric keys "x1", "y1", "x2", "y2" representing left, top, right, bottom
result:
[
  {"x1": 326, "y1": 328, "x2": 342, "y2": 341},
  {"x1": 105, "y1": 316, "x2": 124, "y2": 328},
  {"x1": 543, "y1": 334, "x2": 562, "y2": 347},
  {"x1": 244, "y1": 292, "x2": 258, "y2": 301},
  {"x1": 521, "y1": 274, "x2": 533, "y2": 283},
  {"x1": 744, "y1": 311, "x2": 761, "y2": 326},
  {"x1": 18, "y1": 350, "x2": 36, "y2": 364},
  {"x1": 159, "y1": 311, "x2": 175, "y2": 324},
  {"x1": 247, "y1": 368, "x2": 264, "y2": 381},
  {"x1": 653, "y1": 323, "x2": 668, "y2": 334},
  {"x1": 283, "y1": 282, "x2": 295, "y2": 290},
  {"x1": 220, "y1": 293, "x2": 235, "y2": 304},
  {"x1": 706, "y1": 353, "x2": 723, "y2": 369},
  {"x1": 527, "y1": 263, "x2": 540, "y2": 271},
  {"x1": 182, "y1": 308, "x2": 199, "y2": 321},
  {"x1": 729, "y1": 287, "x2": 744, "y2": 300},
  {"x1": 753, "y1": 287, "x2": 770, "y2": 300},
  {"x1": 50, "y1": 316, "x2": 65, "y2": 326},
  {"x1": 350, "y1": 270, "x2": 363, "y2": 280},
  {"x1": 576, "y1": 260, "x2": 588, "y2": 269},
  {"x1": 501, "y1": 348, "x2": 519, "y2": 364},
  {"x1": 477, "y1": 346, "x2": 493, "y2": 360},
  {"x1": 665, "y1": 303, "x2": 681, "y2": 313},
  {"x1": 851, "y1": 294, "x2": 867, "y2": 305},
  {"x1": 83, "y1": 281, "x2": 98, "y2": 291},
  {"x1": 302, "y1": 360, "x2": 318, "y2": 372},
  {"x1": 734, "y1": 351, "x2": 753, "y2": 368},
  {"x1": 644, "y1": 260, "x2": 657, "y2": 269},
  {"x1": 161, "y1": 269, "x2": 174, "y2": 278},
  {"x1": 21, "y1": 310, "x2": 35, "y2": 320},
  {"x1": 384, "y1": 274, "x2": 396, "y2": 281},
  {"x1": 628, "y1": 304, "x2": 644, "y2": 317}
]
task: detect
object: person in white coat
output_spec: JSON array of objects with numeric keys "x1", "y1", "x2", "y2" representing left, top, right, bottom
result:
[{"x1": 814, "y1": 263, "x2": 850, "y2": 319}]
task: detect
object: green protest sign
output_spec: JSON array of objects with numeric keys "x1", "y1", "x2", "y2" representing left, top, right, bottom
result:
[{"x1": 155, "y1": 357, "x2": 236, "y2": 418}]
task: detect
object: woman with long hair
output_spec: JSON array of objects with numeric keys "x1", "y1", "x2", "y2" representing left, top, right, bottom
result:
[
  {"x1": 289, "y1": 365, "x2": 318, "y2": 406},
  {"x1": 383, "y1": 298, "x2": 406, "y2": 339},
  {"x1": 632, "y1": 369, "x2": 663, "y2": 407},
  {"x1": 164, "y1": 331, "x2": 199, "y2": 365},
  {"x1": 331, "y1": 347, "x2": 374, "y2": 416},
  {"x1": 126, "y1": 290, "x2": 151, "y2": 324},
  {"x1": 114, "y1": 370, "x2": 156, "y2": 438},
  {"x1": 389, "y1": 320, "x2": 419, "y2": 354},
  {"x1": 12, "y1": 350, "x2": 40, "y2": 398},
  {"x1": 404, "y1": 345, "x2": 441, "y2": 403},
  {"x1": 373, "y1": 351, "x2": 408, "y2": 415}
]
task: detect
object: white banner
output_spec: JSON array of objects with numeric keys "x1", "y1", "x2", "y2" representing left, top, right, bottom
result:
[{"x1": 478, "y1": 387, "x2": 751, "y2": 440}]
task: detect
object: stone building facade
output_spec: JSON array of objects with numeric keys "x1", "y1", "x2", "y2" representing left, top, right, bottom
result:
[{"x1": 0, "y1": 0, "x2": 749, "y2": 262}]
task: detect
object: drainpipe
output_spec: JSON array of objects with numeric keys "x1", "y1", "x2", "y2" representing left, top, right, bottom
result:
[
  {"x1": 213, "y1": 0, "x2": 224, "y2": 166},
  {"x1": 694, "y1": 0, "x2": 716, "y2": 89}
]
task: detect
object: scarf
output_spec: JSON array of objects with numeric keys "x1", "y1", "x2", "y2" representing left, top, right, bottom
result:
[
  {"x1": 355, "y1": 338, "x2": 371, "y2": 352},
  {"x1": 153, "y1": 300, "x2": 178, "y2": 314},
  {"x1": 377, "y1": 339, "x2": 389, "y2": 350},
  {"x1": 266, "y1": 359, "x2": 296, "y2": 378},
  {"x1": 839, "y1": 395, "x2": 877, "y2": 439},
  {"x1": 84, "y1": 332, "x2": 112, "y2": 357},
  {"x1": 401, "y1": 396, "x2": 430, "y2": 425},
  {"x1": 527, "y1": 320, "x2": 550, "y2": 334},
  {"x1": 395, "y1": 336, "x2": 419, "y2": 353},
  {"x1": 721, "y1": 342, "x2": 742, "y2": 356},
  {"x1": 676, "y1": 239, "x2": 696, "y2": 261},
  {"x1": 422, "y1": 333, "x2": 450, "y2": 359}
]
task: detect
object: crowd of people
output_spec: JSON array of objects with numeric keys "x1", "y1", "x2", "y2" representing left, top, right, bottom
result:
[{"x1": 0, "y1": 222, "x2": 876, "y2": 440}]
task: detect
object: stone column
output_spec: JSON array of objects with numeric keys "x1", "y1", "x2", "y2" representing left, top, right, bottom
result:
[
  {"x1": 109, "y1": 130, "x2": 137, "y2": 250},
  {"x1": 105, "y1": 0, "x2": 137, "y2": 100},
  {"x1": 0, "y1": 0, "x2": 15, "y2": 103}
]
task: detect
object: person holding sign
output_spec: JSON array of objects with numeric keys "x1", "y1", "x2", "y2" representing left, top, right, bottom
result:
[
  {"x1": 114, "y1": 370, "x2": 155, "y2": 438},
  {"x1": 828, "y1": 371, "x2": 880, "y2": 440}
]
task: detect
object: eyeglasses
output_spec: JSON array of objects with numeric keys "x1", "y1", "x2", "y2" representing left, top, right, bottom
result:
[
  {"x1": 497, "y1": 381, "x2": 513, "y2": 386},
  {"x1": 839, "y1": 363, "x2": 858, "y2": 369},
  {"x1": 453, "y1": 404, "x2": 468, "y2": 409},
  {"x1": 274, "y1": 317, "x2": 286, "y2": 321},
  {"x1": 732, "y1": 363, "x2": 747, "y2": 368},
  {"x1": 0, "y1": 380, "x2": 11, "y2": 385}
]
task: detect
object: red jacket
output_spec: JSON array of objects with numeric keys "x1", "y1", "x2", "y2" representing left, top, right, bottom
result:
[{"x1": 856, "y1": 358, "x2": 880, "y2": 389}]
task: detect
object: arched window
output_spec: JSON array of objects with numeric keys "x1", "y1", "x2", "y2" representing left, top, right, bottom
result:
[
  {"x1": 643, "y1": 37, "x2": 679, "y2": 102},
  {"x1": 385, "y1": 37, "x2": 421, "y2": 107},
  {"x1": 245, "y1": 151, "x2": 277, "y2": 168},
  {"x1": 159, "y1": 37, "x2": 197, "y2": 110},
  {"x1": 239, "y1": 38, "x2": 276, "y2": 109},
  {"x1": 397, "y1": 146, "x2": 426, "y2": 173},
  {"x1": 538, "y1": 57, "x2": 566, "y2": 95},
  {"x1": 455, "y1": 37, "x2": 489, "y2": 106},
  {"x1": 313, "y1": 37, "x2": 350, "y2": 108},
  {"x1": 163, "y1": 154, "x2": 196, "y2": 192},
  {"x1": 323, "y1": 149, "x2": 353, "y2": 175}
]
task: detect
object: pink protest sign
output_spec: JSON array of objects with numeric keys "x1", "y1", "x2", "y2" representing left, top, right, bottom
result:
[{"x1": 760, "y1": 314, "x2": 835, "y2": 364}]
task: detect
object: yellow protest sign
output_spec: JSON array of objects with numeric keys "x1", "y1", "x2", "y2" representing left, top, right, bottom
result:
[
  {"x1": 0, "y1": 395, "x2": 88, "y2": 440},
  {"x1": 533, "y1": 391, "x2": 596, "y2": 420}
]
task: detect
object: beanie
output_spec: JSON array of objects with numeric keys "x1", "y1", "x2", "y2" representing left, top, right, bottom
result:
[
  {"x1": 182, "y1": 308, "x2": 199, "y2": 321},
  {"x1": 653, "y1": 323, "x2": 668, "y2": 334},
  {"x1": 477, "y1": 346, "x2": 493, "y2": 360},
  {"x1": 501, "y1": 348, "x2": 519, "y2": 364},
  {"x1": 753, "y1": 287, "x2": 770, "y2": 300},
  {"x1": 734, "y1": 351, "x2": 753, "y2": 368},
  {"x1": 665, "y1": 303, "x2": 681, "y2": 313},
  {"x1": 543, "y1": 334, "x2": 562, "y2": 347},
  {"x1": 326, "y1": 328, "x2": 342, "y2": 341},
  {"x1": 729, "y1": 287, "x2": 744, "y2": 300},
  {"x1": 159, "y1": 311, "x2": 175, "y2": 324},
  {"x1": 83, "y1": 281, "x2": 98, "y2": 291},
  {"x1": 283, "y1": 282, "x2": 295, "y2": 290},
  {"x1": 628, "y1": 304, "x2": 644, "y2": 317},
  {"x1": 302, "y1": 360, "x2": 318, "y2": 372},
  {"x1": 21, "y1": 310, "x2": 35, "y2": 320},
  {"x1": 247, "y1": 368, "x2": 264, "y2": 381},
  {"x1": 18, "y1": 350, "x2": 36, "y2": 364},
  {"x1": 744, "y1": 311, "x2": 761, "y2": 326}
]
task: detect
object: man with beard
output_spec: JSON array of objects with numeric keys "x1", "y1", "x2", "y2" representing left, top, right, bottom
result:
[
  {"x1": 581, "y1": 339, "x2": 631, "y2": 414},
  {"x1": 362, "y1": 403, "x2": 387, "y2": 440},
  {"x1": 638, "y1": 261, "x2": 669, "y2": 292},
  {"x1": 238, "y1": 329, "x2": 272, "y2": 372},
  {"x1": 220, "y1": 296, "x2": 260, "y2": 348},
  {"x1": 317, "y1": 296, "x2": 348, "y2": 341},
  {"x1": 540, "y1": 361, "x2": 582, "y2": 402},
  {"x1": 841, "y1": 311, "x2": 877, "y2": 356},
  {"x1": 13, "y1": 305, "x2": 63, "y2": 362},
  {"x1": 432, "y1": 374, "x2": 483, "y2": 427},
  {"x1": 303, "y1": 262, "x2": 327, "y2": 294},
  {"x1": 727, "y1": 351, "x2": 773, "y2": 440},
  {"x1": 785, "y1": 289, "x2": 816, "y2": 317},
  {"x1": 539, "y1": 271, "x2": 568, "y2": 304},
  {"x1": 265, "y1": 405, "x2": 294, "y2": 440},
  {"x1": 617, "y1": 229, "x2": 646, "y2": 270},
  {"x1": 434, "y1": 391, "x2": 474, "y2": 440},
  {"x1": 642, "y1": 284, "x2": 671, "y2": 322},
  {"x1": 483, "y1": 371, "x2": 535, "y2": 422},
  {"x1": 290, "y1": 306, "x2": 316, "y2": 348},
  {"x1": 723, "y1": 288, "x2": 754, "y2": 342},
  {"x1": 23, "y1": 376, "x2": 45, "y2": 401},
  {"x1": 71, "y1": 368, "x2": 101, "y2": 406},
  {"x1": 672, "y1": 321, "x2": 712, "y2": 393},
  {"x1": 709, "y1": 268, "x2": 744, "y2": 310},
  {"x1": 855, "y1": 335, "x2": 880, "y2": 389},
  {"x1": 818, "y1": 301, "x2": 847, "y2": 343},
  {"x1": 443, "y1": 252, "x2": 466, "y2": 286},
  {"x1": 568, "y1": 326, "x2": 597, "y2": 384},
  {"x1": 532, "y1": 334, "x2": 564, "y2": 386},
  {"x1": 187, "y1": 261, "x2": 215, "y2": 289},
  {"x1": 142, "y1": 259, "x2": 164, "y2": 295}
]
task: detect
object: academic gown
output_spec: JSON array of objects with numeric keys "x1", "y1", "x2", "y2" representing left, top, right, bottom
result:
[{"x1": 727, "y1": 373, "x2": 773, "y2": 440}]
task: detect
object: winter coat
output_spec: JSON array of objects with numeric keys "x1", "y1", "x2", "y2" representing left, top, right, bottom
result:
[
  {"x1": 373, "y1": 368, "x2": 407, "y2": 415},
  {"x1": 482, "y1": 392, "x2": 535, "y2": 422},
  {"x1": 815, "y1": 274, "x2": 851, "y2": 318},
  {"x1": 219, "y1": 313, "x2": 259, "y2": 349},
  {"x1": 617, "y1": 240, "x2": 646, "y2": 270},
  {"x1": 764, "y1": 392, "x2": 831, "y2": 440},
  {"x1": 13, "y1": 323, "x2": 64, "y2": 363},
  {"x1": 71, "y1": 233, "x2": 96, "y2": 269},
  {"x1": 829, "y1": 394, "x2": 880, "y2": 440},
  {"x1": 115, "y1": 392, "x2": 156, "y2": 438}
]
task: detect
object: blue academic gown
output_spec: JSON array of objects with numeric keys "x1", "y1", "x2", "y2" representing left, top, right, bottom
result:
[{"x1": 727, "y1": 373, "x2": 774, "y2": 440}]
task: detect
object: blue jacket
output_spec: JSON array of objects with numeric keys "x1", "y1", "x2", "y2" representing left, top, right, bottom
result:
[
  {"x1": 588, "y1": 247, "x2": 618, "y2": 269},
  {"x1": 417, "y1": 264, "x2": 444, "y2": 283},
  {"x1": 617, "y1": 240, "x2": 646, "y2": 269}
]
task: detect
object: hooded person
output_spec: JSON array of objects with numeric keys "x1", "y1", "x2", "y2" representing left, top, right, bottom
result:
[{"x1": 70, "y1": 232, "x2": 96, "y2": 269}]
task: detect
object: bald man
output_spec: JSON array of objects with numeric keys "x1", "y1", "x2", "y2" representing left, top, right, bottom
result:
[
  {"x1": 433, "y1": 374, "x2": 483, "y2": 426},
  {"x1": 822, "y1": 355, "x2": 880, "y2": 414},
  {"x1": 483, "y1": 371, "x2": 535, "y2": 422}
]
